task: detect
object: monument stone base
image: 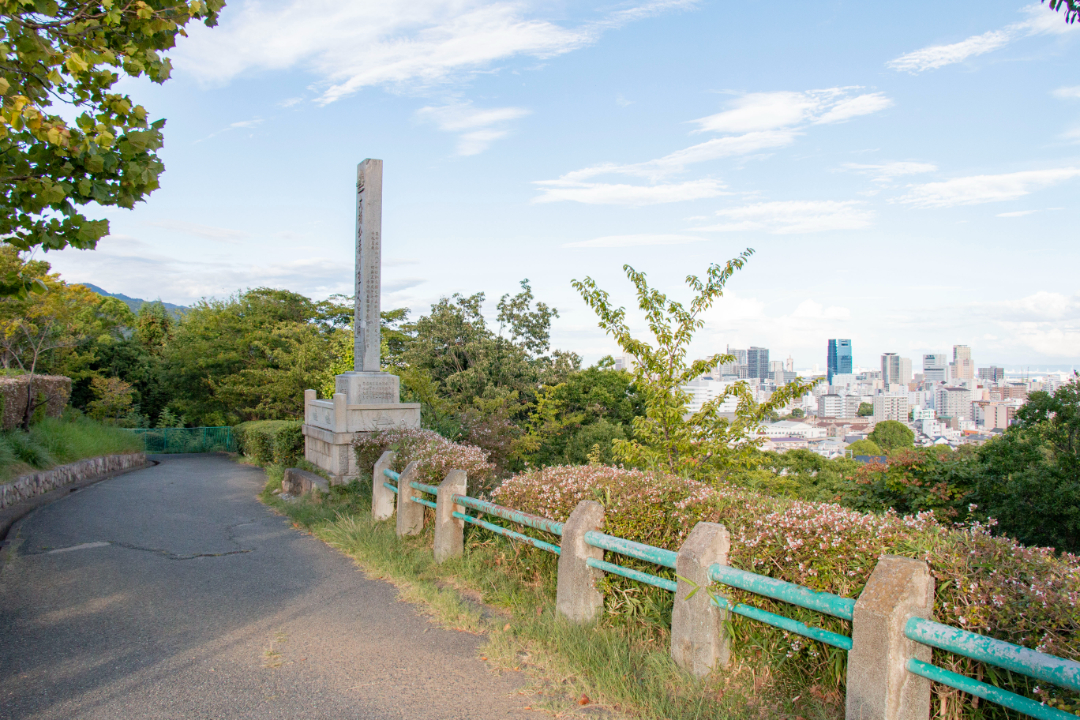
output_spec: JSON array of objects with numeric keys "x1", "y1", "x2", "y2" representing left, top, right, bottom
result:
[{"x1": 301, "y1": 373, "x2": 420, "y2": 485}]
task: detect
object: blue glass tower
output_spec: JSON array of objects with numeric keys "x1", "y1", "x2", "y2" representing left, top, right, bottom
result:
[{"x1": 827, "y1": 339, "x2": 852, "y2": 384}]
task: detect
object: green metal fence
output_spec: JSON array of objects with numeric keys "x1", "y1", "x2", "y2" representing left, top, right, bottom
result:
[
  {"x1": 383, "y1": 465, "x2": 1080, "y2": 720},
  {"x1": 128, "y1": 427, "x2": 235, "y2": 454}
]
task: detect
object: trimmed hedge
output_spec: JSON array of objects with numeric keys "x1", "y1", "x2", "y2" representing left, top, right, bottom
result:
[{"x1": 234, "y1": 420, "x2": 303, "y2": 466}]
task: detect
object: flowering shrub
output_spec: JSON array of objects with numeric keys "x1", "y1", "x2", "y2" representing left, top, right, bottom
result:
[
  {"x1": 354, "y1": 427, "x2": 496, "y2": 493},
  {"x1": 494, "y1": 463, "x2": 1080, "y2": 718}
]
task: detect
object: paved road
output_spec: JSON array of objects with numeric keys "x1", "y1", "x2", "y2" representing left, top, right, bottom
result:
[{"x1": 0, "y1": 455, "x2": 530, "y2": 719}]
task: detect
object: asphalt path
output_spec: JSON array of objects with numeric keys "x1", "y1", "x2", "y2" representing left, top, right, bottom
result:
[{"x1": 0, "y1": 455, "x2": 531, "y2": 719}]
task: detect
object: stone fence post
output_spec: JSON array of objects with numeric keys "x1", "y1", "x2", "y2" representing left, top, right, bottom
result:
[
  {"x1": 372, "y1": 451, "x2": 396, "y2": 521},
  {"x1": 434, "y1": 470, "x2": 467, "y2": 563},
  {"x1": 846, "y1": 555, "x2": 934, "y2": 720},
  {"x1": 671, "y1": 522, "x2": 731, "y2": 676},
  {"x1": 555, "y1": 500, "x2": 605, "y2": 623},
  {"x1": 395, "y1": 461, "x2": 425, "y2": 537},
  {"x1": 333, "y1": 392, "x2": 347, "y2": 432}
]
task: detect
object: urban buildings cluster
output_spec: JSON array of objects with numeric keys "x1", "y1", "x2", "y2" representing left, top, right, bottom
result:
[{"x1": 642, "y1": 341, "x2": 1076, "y2": 460}]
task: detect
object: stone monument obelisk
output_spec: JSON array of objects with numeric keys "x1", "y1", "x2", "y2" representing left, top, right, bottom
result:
[{"x1": 301, "y1": 159, "x2": 421, "y2": 485}]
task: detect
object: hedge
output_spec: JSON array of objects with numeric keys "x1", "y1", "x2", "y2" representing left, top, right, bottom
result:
[{"x1": 234, "y1": 420, "x2": 303, "y2": 466}]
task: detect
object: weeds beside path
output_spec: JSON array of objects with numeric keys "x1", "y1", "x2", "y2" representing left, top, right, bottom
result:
[{"x1": 256, "y1": 464, "x2": 842, "y2": 720}]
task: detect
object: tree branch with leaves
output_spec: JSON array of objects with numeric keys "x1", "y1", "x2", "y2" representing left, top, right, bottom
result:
[{"x1": 573, "y1": 250, "x2": 817, "y2": 479}]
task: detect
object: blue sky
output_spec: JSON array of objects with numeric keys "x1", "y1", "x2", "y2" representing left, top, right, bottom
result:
[{"x1": 47, "y1": 0, "x2": 1080, "y2": 370}]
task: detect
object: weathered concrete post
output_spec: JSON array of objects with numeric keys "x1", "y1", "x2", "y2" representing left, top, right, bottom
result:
[
  {"x1": 555, "y1": 500, "x2": 605, "y2": 623},
  {"x1": 395, "y1": 461, "x2": 425, "y2": 537},
  {"x1": 333, "y1": 392, "x2": 347, "y2": 431},
  {"x1": 434, "y1": 470, "x2": 467, "y2": 563},
  {"x1": 304, "y1": 388, "x2": 316, "y2": 410},
  {"x1": 846, "y1": 555, "x2": 934, "y2": 720},
  {"x1": 671, "y1": 522, "x2": 731, "y2": 676},
  {"x1": 372, "y1": 450, "x2": 396, "y2": 521}
]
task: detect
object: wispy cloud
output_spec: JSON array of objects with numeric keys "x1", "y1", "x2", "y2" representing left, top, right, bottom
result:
[
  {"x1": 174, "y1": 0, "x2": 695, "y2": 104},
  {"x1": 996, "y1": 207, "x2": 1063, "y2": 217},
  {"x1": 416, "y1": 102, "x2": 531, "y2": 155},
  {"x1": 536, "y1": 87, "x2": 891, "y2": 203},
  {"x1": 1053, "y1": 85, "x2": 1080, "y2": 99},
  {"x1": 887, "y1": 4, "x2": 1076, "y2": 74},
  {"x1": 691, "y1": 200, "x2": 874, "y2": 234},
  {"x1": 897, "y1": 168, "x2": 1080, "y2": 208},
  {"x1": 534, "y1": 179, "x2": 728, "y2": 205},
  {"x1": 563, "y1": 234, "x2": 707, "y2": 248},
  {"x1": 691, "y1": 88, "x2": 892, "y2": 134},
  {"x1": 842, "y1": 161, "x2": 937, "y2": 183}
]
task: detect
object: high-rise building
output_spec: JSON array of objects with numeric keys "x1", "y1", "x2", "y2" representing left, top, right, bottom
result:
[
  {"x1": 827, "y1": 339, "x2": 852, "y2": 384},
  {"x1": 924, "y1": 354, "x2": 948, "y2": 383},
  {"x1": 785, "y1": 355, "x2": 794, "y2": 372},
  {"x1": 881, "y1": 353, "x2": 911, "y2": 386},
  {"x1": 718, "y1": 346, "x2": 747, "y2": 375},
  {"x1": 747, "y1": 346, "x2": 770, "y2": 379},
  {"x1": 951, "y1": 345, "x2": 974, "y2": 380},
  {"x1": 935, "y1": 385, "x2": 973, "y2": 421},
  {"x1": 978, "y1": 366, "x2": 1005, "y2": 382}
]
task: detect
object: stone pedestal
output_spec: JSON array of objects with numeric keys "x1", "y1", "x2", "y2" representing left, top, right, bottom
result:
[
  {"x1": 301, "y1": 378, "x2": 420, "y2": 486},
  {"x1": 335, "y1": 371, "x2": 400, "y2": 404}
]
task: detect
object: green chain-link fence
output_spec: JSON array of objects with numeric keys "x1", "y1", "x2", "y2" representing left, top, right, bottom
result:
[{"x1": 128, "y1": 427, "x2": 235, "y2": 454}]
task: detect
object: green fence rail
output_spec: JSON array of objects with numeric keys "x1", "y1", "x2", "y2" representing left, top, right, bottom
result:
[
  {"x1": 381, "y1": 461, "x2": 1080, "y2": 720},
  {"x1": 128, "y1": 427, "x2": 235, "y2": 454}
]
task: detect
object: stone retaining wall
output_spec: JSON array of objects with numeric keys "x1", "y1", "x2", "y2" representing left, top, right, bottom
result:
[
  {"x1": 0, "y1": 375, "x2": 71, "y2": 430},
  {"x1": 0, "y1": 453, "x2": 147, "y2": 510}
]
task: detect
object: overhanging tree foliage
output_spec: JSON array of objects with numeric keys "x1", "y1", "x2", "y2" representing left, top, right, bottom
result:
[{"x1": 0, "y1": 0, "x2": 223, "y2": 296}]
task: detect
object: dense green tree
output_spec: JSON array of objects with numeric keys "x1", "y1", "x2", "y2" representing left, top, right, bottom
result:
[
  {"x1": 868, "y1": 420, "x2": 914, "y2": 452},
  {"x1": 524, "y1": 358, "x2": 642, "y2": 466},
  {"x1": 857, "y1": 402, "x2": 873, "y2": 417},
  {"x1": 969, "y1": 377, "x2": 1080, "y2": 552},
  {"x1": 0, "y1": 0, "x2": 223, "y2": 296},
  {"x1": 847, "y1": 438, "x2": 883, "y2": 457},
  {"x1": 163, "y1": 288, "x2": 345, "y2": 425}
]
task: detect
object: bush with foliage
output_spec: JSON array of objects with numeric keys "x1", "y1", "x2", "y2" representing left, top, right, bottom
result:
[
  {"x1": 234, "y1": 420, "x2": 304, "y2": 467},
  {"x1": 868, "y1": 419, "x2": 914, "y2": 452},
  {"x1": 492, "y1": 462, "x2": 1080, "y2": 716},
  {"x1": 354, "y1": 427, "x2": 496, "y2": 494}
]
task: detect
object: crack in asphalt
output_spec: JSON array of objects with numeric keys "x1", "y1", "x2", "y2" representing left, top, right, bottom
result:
[{"x1": 26, "y1": 520, "x2": 259, "y2": 560}]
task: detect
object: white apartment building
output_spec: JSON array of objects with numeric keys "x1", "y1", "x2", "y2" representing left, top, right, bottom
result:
[
  {"x1": 935, "y1": 385, "x2": 973, "y2": 422},
  {"x1": 682, "y1": 378, "x2": 740, "y2": 414},
  {"x1": 818, "y1": 393, "x2": 845, "y2": 418},
  {"x1": 873, "y1": 395, "x2": 910, "y2": 423},
  {"x1": 923, "y1": 354, "x2": 949, "y2": 383},
  {"x1": 761, "y1": 421, "x2": 828, "y2": 440}
]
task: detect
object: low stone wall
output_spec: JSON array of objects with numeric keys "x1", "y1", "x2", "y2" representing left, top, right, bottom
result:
[{"x1": 0, "y1": 453, "x2": 147, "y2": 510}]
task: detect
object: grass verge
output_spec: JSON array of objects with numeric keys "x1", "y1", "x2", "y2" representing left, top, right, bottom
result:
[
  {"x1": 0, "y1": 413, "x2": 144, "y2": 483},
  {"x1": 254, "y1": 464, "x2": 843, "y2": 720}
]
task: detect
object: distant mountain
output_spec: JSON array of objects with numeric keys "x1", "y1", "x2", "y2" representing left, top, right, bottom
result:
[{"x1": 79, "y1": 283, "x2": 189, "y2": 317}]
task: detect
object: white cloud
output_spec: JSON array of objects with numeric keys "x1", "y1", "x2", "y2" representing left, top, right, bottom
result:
[
  {"x1": 534, "y1": 179, "x2": 728, "y2": 205},
  {"x1": 692, "y1": 200, "x2": 874, "y2": 234},
  {"x1": 538, "y1": 87, "x2": 891, "y2": 194},
  {"x1": 887, "y1": 30, "x2": 1012, "y2": 73},
  {"x1": 416, "y1": 102, "x2": 530, "y2": 155},
  {"x1": 691, "y1": 88, "x2": 891, "y2": 134},
  {"x1": 973, "y1": 291, "x2": 1080, "y2": 356},
  {"x1": 843, "y1": 161, "x2": 938, "y2": 183},
  {"x1": 174, "y1": 0, "x2": 692, "y2": 104},
  {"x1": 887, "y1": 4, "x2": 1077, "y2": 74},
  {"x1": 1054, "y1": 85, "x2": 1080, "y2": 99},
  {"x1": 897, "y1": 168, "x2": 1080, "y2": 208},
  {"x1": 562, "y1": 234, "x2": 707, "y2": 248},
  {"x1": 996, "y1": 207, "x2": 1063, "y2": 217}
]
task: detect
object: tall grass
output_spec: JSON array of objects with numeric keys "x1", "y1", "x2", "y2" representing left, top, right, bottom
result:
[
  {"x1": 0, "y1": 414, "x2": 143, "y2": 483},
  {"x1": 258, "y1": 469, "x2": 840, "y2": 720}
]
